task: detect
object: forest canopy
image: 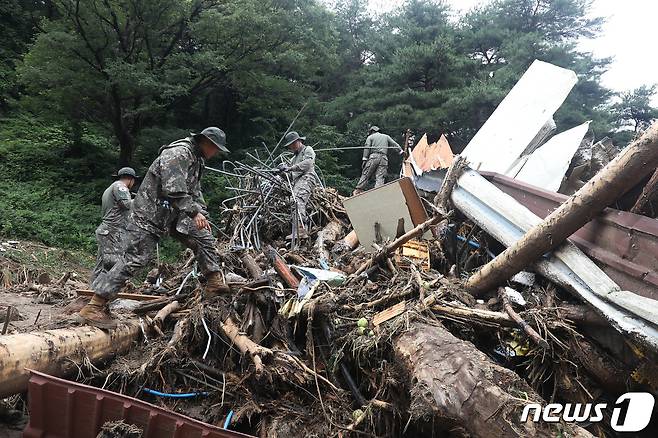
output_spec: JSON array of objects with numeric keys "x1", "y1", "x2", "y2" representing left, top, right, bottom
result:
[{"x1": 0, "y1": 0, "x2": 656, "y2": 251}]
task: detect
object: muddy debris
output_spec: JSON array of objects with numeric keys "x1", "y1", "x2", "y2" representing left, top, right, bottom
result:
[{"x1": 2, "y1": 137, "x2": 658, "y2": 437}]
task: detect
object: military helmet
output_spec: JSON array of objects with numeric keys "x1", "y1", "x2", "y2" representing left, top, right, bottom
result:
[
  {"x1": 283, "y1": 131, "x2": 306, "y2": 147},
  {"x1": 369, "y1": 125, "x2": 380, "y2": 133},
  {"x1": 116, "y1": 167, "x2": 138, "y2": 178},
  {"x1": 193, "y1": 127, "x2": 230, "y2": 153}
]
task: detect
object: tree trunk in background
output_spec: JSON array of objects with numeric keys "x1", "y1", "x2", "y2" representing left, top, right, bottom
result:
[
  {"x1": 117, "y1": 131, "x2": 135, "y2": 167},
  {"x1": 109, "y1": 85, "x2": 135, "y2": 167}
]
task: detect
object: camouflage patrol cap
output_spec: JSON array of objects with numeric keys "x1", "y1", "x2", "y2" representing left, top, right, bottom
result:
[
  {"x1": 283, "y1": 131, "x2": 306, "y2": 147},
  {"x1": 193, "y1": 127, "x2": 230, "y2": 154},
  {"x1": 116, "y1": 167, "x2": 138, "y2": 178},
  {"x1": 369, "y1": 125, "x2": 380, "y2": 133}
]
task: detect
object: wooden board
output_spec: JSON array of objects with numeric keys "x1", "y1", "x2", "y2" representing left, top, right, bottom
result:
[
  {"x1": 344, "y1": 178, "x2": 428, "y2": 253},
  {"x1": 373, "y1": 301, "x2": 406, "y2": 327}
]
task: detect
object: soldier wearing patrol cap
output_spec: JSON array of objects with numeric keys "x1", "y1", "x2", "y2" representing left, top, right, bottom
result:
[
  {"x1": 90, "y1": 167, "x2": 138, "y2": 283},
  {"x1": 276, "y1": 131, "x2": 319, "y2": 239},
  {"x1": 79, "y1": 127, "x2": 230, "y2": 328},
  {"x1": 353, "y1": 125, "x2": 403, "y2": 196}
]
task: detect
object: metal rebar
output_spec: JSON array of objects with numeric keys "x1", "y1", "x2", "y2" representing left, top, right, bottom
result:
[{"x1": 267, "y1": 100, "x2": 309, "y2": 161}]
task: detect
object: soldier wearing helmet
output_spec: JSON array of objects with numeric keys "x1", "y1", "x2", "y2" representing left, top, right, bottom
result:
[
  {"x1": 79, "y1": 127, "x2": 230, "y2": 328},
  {"x1": 276, "y1": 131, "x2": 319, "y2": 239},
  {"x1": 90, "y1": 167, "x2": 138, "y2": 283}
]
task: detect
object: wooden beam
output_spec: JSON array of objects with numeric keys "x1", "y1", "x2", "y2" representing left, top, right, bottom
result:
[{"x1": 266, "y1": 245, "x2": 299, "y2": 289}]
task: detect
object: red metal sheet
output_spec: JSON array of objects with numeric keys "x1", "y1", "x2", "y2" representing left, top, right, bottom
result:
[
  {"x1": 481, "y1": 171, "x2": 658, "y2": 301},
  {"x1": 23, "y1": 370, "x2": 252, "y2": 438}
]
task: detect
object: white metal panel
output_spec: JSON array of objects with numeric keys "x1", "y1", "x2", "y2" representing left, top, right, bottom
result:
[
  {"x1": 513, "y1": 122, "x2": 590, "y2": 192},
  {"x1": 461, "y1": 60, "x2": 578, "y2": 173}
]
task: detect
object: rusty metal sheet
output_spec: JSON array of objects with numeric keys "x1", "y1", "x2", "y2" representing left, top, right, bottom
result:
[
  {"x1": 23, "y1": 370, "x2": 252, "y2": 438},
  {"x1": 482, "y1": 171, "x2": 658, "y2": 300},
  {"x1": 410, "y1": 134, "x2": 454, "y2": 173}
]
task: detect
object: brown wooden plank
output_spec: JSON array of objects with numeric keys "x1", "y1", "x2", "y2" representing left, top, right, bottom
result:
[{"x1": 373, "y1": 300, "x2": 406, "y2": 327}]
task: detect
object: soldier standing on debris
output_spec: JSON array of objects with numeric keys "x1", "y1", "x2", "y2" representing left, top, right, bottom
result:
[
  {"x1": 353, "y1": 126, "x2": 403, "y2": 196},
  {"x1": 91, "y1": 167, "x2": 137, "y2": 283},
  {"x1": 78, "y1": 127, "x2": 230, "y2": 329},
  {"x1": 276, "y1": 131, "x2": 319, "y2": 239}
]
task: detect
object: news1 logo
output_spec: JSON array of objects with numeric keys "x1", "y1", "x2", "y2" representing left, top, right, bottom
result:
[{"x1": 521, "y1": 392, "x2": 655, "y2": 432}]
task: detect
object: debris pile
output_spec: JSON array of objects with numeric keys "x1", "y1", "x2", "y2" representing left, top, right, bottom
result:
[
  {"x1": 210, "y1": 158, "x2": 347, "y2": 249},
  {"x1": 2, "y1": 60, "x2": 658, "y2": 437}
]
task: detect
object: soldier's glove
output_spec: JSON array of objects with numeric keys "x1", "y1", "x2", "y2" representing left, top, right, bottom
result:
[{"x1": 276, "y1": 163, "x2": 290, "y2": 174}]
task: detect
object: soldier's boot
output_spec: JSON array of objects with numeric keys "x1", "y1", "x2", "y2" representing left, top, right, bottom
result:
[
  {"x1": 78, "y1": 295, "x2": 117, "y2": 329},
  {"x1": 205, "y1": 272, "x2": 230, "y2": 298},
  {"x1": 352, "y1": 188, "x2": 363, "y2": 196},
  {"x1": 286, "y1": 227, "x2": 308, "y2": 240}
]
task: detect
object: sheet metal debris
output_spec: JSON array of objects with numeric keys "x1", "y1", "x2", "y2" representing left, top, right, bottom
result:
[
  {"x1": 461, "y1": 60, "x2": 578, "y2": 173},
  {"x1": 23, "y1": 370, "x2": 249, "y2": 438},
  {"x1": 512, "y1": 121, "x2": 591, "y2": 192},
  {"x1": 451, "y1": 168, "x2": 658, "y2": 349},
  {"x1": 484, "y1": 171, "x2": 658, "y2": 300},
  {"x1": 408, "y1": 133, "x2": 454, "y2": 174}
]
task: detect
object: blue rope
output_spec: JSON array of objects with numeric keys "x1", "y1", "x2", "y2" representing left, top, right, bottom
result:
[
  {"x1": 223, "y1": 410, "x2": 234, "y2": 429},
  {"x1": 142, "y1": 388, "x2": 208, "y2": 398}
]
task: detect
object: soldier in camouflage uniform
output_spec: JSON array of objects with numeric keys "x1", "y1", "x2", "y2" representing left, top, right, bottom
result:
[
  {"x1": 79, "y1": 127, "x2": 230, "y2": 328},
  {"x1": 91, "y1": 167, "x2": 137, "y2": 283},
  {"x1": 353, "y1": 126, "x2": 403, "y2": 196},
  {"x1": 276, "y1": 131, "x2": 319, "y2": 239}
]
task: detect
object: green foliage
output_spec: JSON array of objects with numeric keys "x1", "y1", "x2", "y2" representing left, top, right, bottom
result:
[
  {"x1": 610, "y1": 85, "x2": 658, "y2": 133},
  {"x1": 0, "y1": 0, "x2": 657, "y2": 254},
  {"x1": 0, "y1": 115, "x2": 118, "y2": 251},
  {"x1": 19, "y1": 0, "x2": 337, "y2": 165}
]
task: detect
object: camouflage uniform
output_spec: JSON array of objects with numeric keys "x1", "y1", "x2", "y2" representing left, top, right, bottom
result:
[
  {"x1": 90, "y1": 181, "x2": 132, "y2": 282},
  {"x1": 355, "y1": 132, "x2": 402, "y2": 190},
  {"x1": 91, "y1": 137, "x2": 221, "y2": 300},
  {"x1": 289, "y1": 144, "x2": 319, "y2": 227}
]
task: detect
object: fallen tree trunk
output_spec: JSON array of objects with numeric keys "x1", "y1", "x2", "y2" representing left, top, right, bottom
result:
[
  {"x1": 466, "y1": 122, "x2": 658, "y2": 294},
  {"x1": 315, "y1": 221, "x2": 344, "y2": 262},
  {"x1": 0, "y1": 322, "x2": 140, "y2": 398},
  {"x1": 394, "y1": 321, "x2": 592, "y2": 438}
]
